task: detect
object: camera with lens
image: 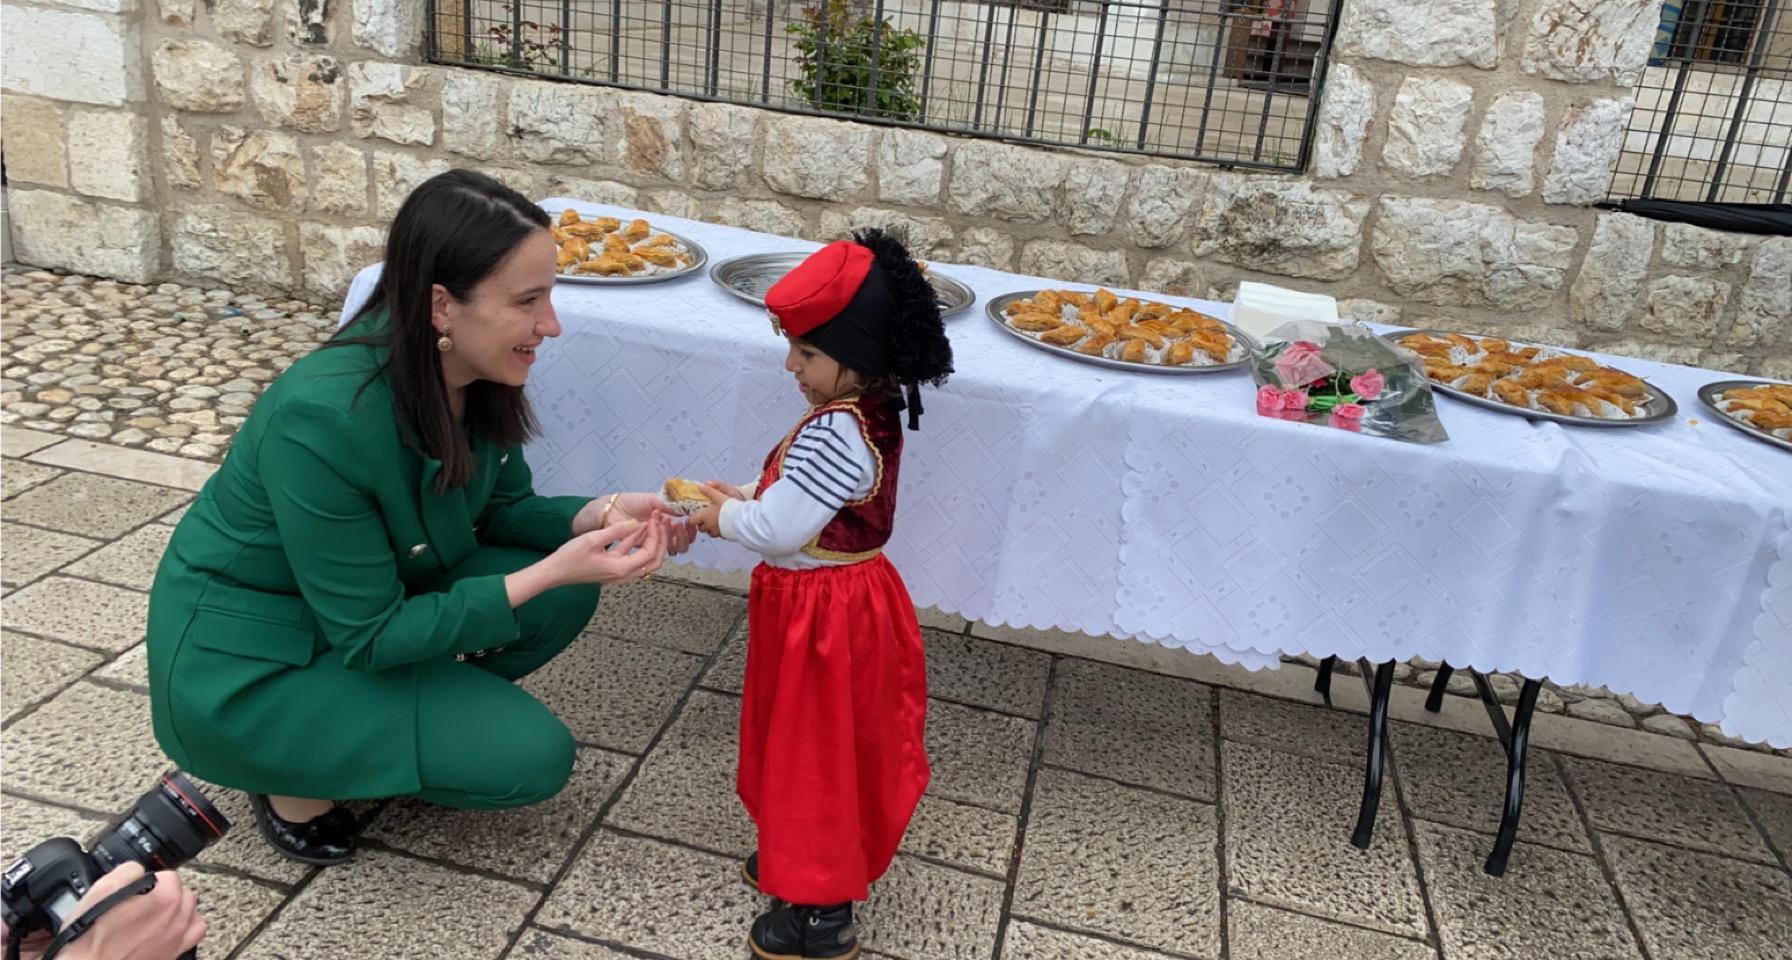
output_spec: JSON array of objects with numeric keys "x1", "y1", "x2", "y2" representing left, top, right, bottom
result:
[{"x1": 3, "y1": 772, "x2": 229, "y2": 960}]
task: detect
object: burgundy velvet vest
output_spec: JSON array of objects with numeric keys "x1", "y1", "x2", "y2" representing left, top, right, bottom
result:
[{"x1": 756, "y1": 394, "x2": 903, "y2": 562}]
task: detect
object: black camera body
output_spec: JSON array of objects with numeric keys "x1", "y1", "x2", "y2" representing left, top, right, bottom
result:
[{"x1": 2, "y1": 773, "x2": 229, "y2": 955}]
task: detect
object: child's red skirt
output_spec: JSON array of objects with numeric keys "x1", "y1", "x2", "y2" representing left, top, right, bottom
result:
[{"x1": 738, "y1": 554, "x2": 930, "y2": 904}]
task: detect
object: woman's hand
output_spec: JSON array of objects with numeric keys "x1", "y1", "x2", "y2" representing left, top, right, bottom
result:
[
  {"x1": 558, "y1": 517, "x2": 668, "y2": 585},
  {"x1": 573, "y1": 492, "x2": 676, "y2": 537}
]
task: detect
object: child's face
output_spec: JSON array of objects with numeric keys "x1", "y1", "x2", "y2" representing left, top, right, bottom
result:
[{"x1": 784, "y1": 336, "x2": 860, "y2": 405}]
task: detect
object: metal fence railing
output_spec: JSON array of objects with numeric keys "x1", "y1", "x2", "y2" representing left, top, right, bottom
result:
[
  {"x1": 427, "y1": 0, "x2": 1341, "y2": 172},
  {"x1": 1609, "y1": 0, "x2": 1791, "y2": 202}
]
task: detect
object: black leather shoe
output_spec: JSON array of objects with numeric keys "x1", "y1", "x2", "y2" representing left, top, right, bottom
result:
[
  {"x1": 749, "y1": 902, "x2": 858, "y2": 960},
  {"x1": 742, "y1": 851, "x2": 759, "y2": 891},
  {"x1": 250, "y1": 794, "x2": 356, "y2": 865}
]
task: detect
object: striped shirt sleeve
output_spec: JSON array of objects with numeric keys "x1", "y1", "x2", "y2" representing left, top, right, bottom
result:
[
  {"x1": 716, "y1": 412, "x2": 877, "y2": 557},
  {"x1": 779, "y1": 412, "x2": 873, "y2": 510}
]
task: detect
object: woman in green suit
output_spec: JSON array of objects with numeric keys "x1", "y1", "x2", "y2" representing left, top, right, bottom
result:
[{"x1": 147, "y1": 171, "x2": 688, "y2": 864}]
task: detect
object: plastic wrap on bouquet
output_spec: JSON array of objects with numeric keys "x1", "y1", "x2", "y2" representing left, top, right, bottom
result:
[{"x1": 1250, "y1": 322, "x2": 1449, "y2": 444}]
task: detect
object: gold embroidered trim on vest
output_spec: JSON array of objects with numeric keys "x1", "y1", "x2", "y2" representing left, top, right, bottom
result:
[{"x1": 799, "y1": 543, "x2": 884, "y2": 563}]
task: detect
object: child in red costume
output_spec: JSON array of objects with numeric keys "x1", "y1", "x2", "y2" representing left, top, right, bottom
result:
[{"x1": 691, "y1": 228, "x2": 953, "y2": 959}]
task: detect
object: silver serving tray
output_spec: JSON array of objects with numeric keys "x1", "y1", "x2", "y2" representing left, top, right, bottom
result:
[
  {"x1": 555, "y1": 230, "x2": 708, "y2": 285},
  {"x1": 709, "y1": 252, "x2": 975, "y2": 317},
  {"x1": 985, "y1": 290, "x2": 1251, "y2": 375},
  {"x1": 1382, "y1": 328, "x2": 1678, "y2": 426},
  {"x1": 1699, "y1": 379, "x2": 1792, "y2": 453}
]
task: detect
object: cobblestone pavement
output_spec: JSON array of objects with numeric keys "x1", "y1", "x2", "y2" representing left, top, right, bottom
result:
[
  {"x1": 0, "y1": 266, "x2": 337, "y2": 460},
  {"x1": 4, "y1": 270, "x2": 1791, "y2": 959}
]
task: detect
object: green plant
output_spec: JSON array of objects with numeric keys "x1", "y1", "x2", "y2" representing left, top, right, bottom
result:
[
  {"x1": 1084, "y1": 127, "x2": 1124, "y2": 147},
  {"x1": 786, "y1": 0, "x2": 926, "y2": 121}
]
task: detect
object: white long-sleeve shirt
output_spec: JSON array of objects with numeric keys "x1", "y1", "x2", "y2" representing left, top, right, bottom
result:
[{"x1": 717, "y1": 410, "x2": 877, "y2": 569}]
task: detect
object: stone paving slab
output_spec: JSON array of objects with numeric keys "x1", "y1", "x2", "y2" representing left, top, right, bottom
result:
[
  {"x1": 1222, "y1": 742, "x2": 1427, "y2": 938},
  {"x1": 923, "y1": 629, "x2": 1052, "y2": 719},
  {"x1": 1414, "y1": 822, "x2": 1643, "y2": 960},
  {"x1": 4, "y1": 683, "x2": 171, "y2": 811},
  {"x1": 586, "y1": 578, "x2": 745, "y2": 655},
  {"x1": 1014, "y1": 768, "x2": 1221, "y2": 958},
  {"x1": 178, "y1": 870, "x2": 289, "y2": 957},
  {"x1": 369, "y1": 746, "x2": 632, "y2": 885},
  {"x1": 1000, "y1": 920, "x2": 1183, "y2": 960},
  {"x1": 1, "y1": 459, "x2": 62, "y2": 499},
  {"x1": 902, "y1": 793, "x2": 1020, "y2": 878},
  {"x1": 518, "y1": 630, "x2": 705, "y2": 753},
  {"x1": 1603, "y1": 834, "x2": 1792, "y2": 960},
  {"x1": 3, "y1": 471, "x2": 190, "y2": 538},
  {"x1": 1228, "y1": 899, "x2": 1434, "y2": 960},
  {"x1": 1703, "y1": 743, "x2": 1792, "y2": 794},
  {"x1": 1219, "y1": 689, "x2": 1365, "y2": 764},
  {"x1": 26, "y1": 440, "x2": 217, "y2": 492},
  {"x1": 509, "y1": 929, "x2": 636, "y2": 959},
  {"x1": 1045, "y1": 658, "x2": 1216, "y2": 801},
  {"x1": 1, "y1": 521, "x2": 101, "y2": 585},
  {"x1": 1393, "y1": 722, "x2": 1590, "y2": 853},
  {"x1": 859, "y1": 855, "x2": 1006, "y2": 960},
  {"x1": 1562, "y1": 755, "x2": 1777, "y2": 864},
  {"x1": 535, "y1": 829, "x2": 763, "y2": 957},
  {"x1": 1739, "y1": 787, "x2": 1792, "y2": 860},
  {"x1": 236, "y1": 849, "x2": 539, "y2": 960},
  {"x1": 0, "y1": 793, "x2": 107, "y2": 866},
  {"x1": 2, "y1": 630, "x2": 103, "y2": 722},
  {"x1": 700, "y1": 619, "x2": 748, "y2": 693},
  {"x1": 1, "y1": 427, "x2": 66, "y2": 459},
  {"x1": 3, "y1": 575, "x2": 148, "y2": 652},
  {"x1": 927, "y1": 698, "x2": 1036, "y2": 814},
  {"x1": 63, "y1": 522, "x2": 173, "y2": 592},
  {"x1": 91, "y1": 641, "x2": 148, "y2": 690},
  {"x1": 606, "y1": 688, "x2": 755, "y2": 856}
]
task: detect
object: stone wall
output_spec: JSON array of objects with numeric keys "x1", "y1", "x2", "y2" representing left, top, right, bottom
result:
[{"x1": 1, "y1": 0, "x2": 1787, "y2": 377}]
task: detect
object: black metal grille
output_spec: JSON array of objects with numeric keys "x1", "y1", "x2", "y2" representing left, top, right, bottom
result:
[
  {"x1": 1609, "y1": 0, "x2": 1792, "y2": 203},
  {"x1": 427, "y1": 0, "x2": 1340, "y2": 171}
]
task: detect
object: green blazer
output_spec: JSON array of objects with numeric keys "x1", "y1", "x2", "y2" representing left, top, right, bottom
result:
[{"x1": 146, "y1": 314, "x2": 585, "y2": 798}]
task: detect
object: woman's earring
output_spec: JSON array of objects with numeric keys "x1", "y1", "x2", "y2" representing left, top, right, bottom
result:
[{"x1": 437, "y1": 329, "x2": 453, "y2": 352}]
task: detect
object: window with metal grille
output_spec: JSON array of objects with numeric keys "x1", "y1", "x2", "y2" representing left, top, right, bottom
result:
[
  {"x1": 1608, "y1": 0, "x2": 1791, "y2": 203},
  {"x1": 427, "y1": 0, "x2": 1341, "y2": 171}
]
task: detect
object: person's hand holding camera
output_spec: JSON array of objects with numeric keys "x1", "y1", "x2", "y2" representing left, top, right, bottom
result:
[{"x1": 3, "y1": 862, "x2": 205, "y2": 960}]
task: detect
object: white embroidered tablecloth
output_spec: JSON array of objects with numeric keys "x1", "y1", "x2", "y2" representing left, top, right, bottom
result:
[{"x1": 343, "y1": 198, "x2": 1792, "y2": 747}]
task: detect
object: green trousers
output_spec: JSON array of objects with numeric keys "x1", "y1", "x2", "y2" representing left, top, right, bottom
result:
[{"x1": 408, "y1": 546, "x2": 598, "y2": 809}]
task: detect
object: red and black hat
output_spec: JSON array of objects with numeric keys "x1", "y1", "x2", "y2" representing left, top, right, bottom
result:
[{"x1": 765, "y1": 228, "x2": 953, "y2": 428}]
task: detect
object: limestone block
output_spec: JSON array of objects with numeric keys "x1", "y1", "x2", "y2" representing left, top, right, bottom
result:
[
  {"x1": 67, "y1": 110, "x2": 149, "y2": 203},
  {"x1": 1542, "y1": 99, "x2": 1634, "y2": 205},
  {"x1": 763, "y1": 115, "x2": 870, "y2": 200},
  {"x1": 1372, "y1": 197, "x2": 1580, "y2": 308},
  {"x1": 1383, "y1": 77, "x2": 1474, "y2": 177},
  {"x1": 1471, "y1": 91, "x2": 1546, "y2": 197},
  {"x1": 1312, "y1": 62, "x2": 1374, "y2": 179},
  {"x1": 8, "y1": 189, "x2": 159, "y2": 282},
  {"x1": 1522, "y1": 0, "x2": 1659, "y2": 86},
  {"x1": 152, "y1": 39, "x2": 244, "y2": 113},
  {"x1": 349, "y1": 62, "x2": 435, "y2": 146},
  {"x1": 1191, "y1": 176, "x2": 1370, "y2": 280},
  {"x1": 250, "y1": 53, "x2": 344, "y2": 134},
  {"x1": 1569, "y1": 213, "x2": 1655, "y2": 332}
]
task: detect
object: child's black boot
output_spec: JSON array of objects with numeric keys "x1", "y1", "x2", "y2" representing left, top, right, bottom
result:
[{"x1": 748, "y1": 902, "x2": 858, "y2": 959}]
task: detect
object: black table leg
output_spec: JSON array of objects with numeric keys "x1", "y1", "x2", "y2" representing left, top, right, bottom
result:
[
  {"x1": 1425, "y1": 662, "x2": 1454, "y2": 713},
  {"x1": 1483, "y1": 677, "x2": 1542, "y2": 876},
  {"x1": 1316, "y1": 655, "x2": 1336, "y2": 702},
  {"x1": 1350, "y1": 658, "x2": 1396, "y2": 849}
]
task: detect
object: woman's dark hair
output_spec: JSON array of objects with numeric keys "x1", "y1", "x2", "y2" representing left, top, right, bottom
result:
[{"x1": 335, "y1": 169, "x2": 551, "y2": 491}]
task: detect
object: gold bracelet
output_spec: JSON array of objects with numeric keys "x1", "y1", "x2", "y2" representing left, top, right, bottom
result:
[{"x1": 598, "y1": 493, "x2": 620, "y2": 528}]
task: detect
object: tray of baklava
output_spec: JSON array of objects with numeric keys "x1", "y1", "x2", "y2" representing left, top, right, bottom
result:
[{"x1": 1387, "y1": 329, "x2": 1677, "y2": 426}]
